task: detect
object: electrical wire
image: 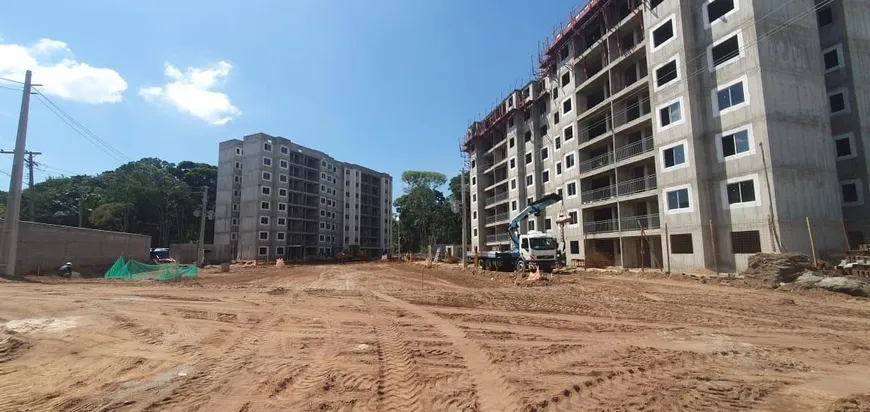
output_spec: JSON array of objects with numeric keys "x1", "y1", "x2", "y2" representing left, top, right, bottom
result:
[
  {"x1": 32, "y1": 90, "x2": 131, "y2": 164},
  {"x1": 40, "y1": 163, "x2": 81, "y2": 176},
  {"x1": 0, "y1": 85, "x2": 22, "y2": 92},
  {"x1": 473, "y1": 0, "x2": 831, "y2": 172},
  {"x1": 0, "y1": 76, "x2": 24, "y2": 85}
]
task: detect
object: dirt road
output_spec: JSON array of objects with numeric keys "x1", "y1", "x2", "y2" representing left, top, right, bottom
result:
[{"x1": 0, "y1": 262, "x2": 868, "y2": 411}]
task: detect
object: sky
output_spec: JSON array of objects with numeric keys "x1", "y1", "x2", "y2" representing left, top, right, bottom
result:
[{"x1": 0, "y1": 0, "x2": 581, "y2": 196}]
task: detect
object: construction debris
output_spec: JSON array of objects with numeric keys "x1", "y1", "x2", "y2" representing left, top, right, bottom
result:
[
  {"x1": 742, "y1": 253, "x2": 815, "y2": 284},
  {"x1": 793, "y1": 273, "x2": 870, "y2": 297},
  {"x1": 838, "y1": 244, "x2": 870, "y2": 278}
]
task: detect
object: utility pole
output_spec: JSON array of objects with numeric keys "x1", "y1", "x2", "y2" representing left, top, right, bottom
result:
[
  {"x1": 460, "y1": 169, "x2": 468, "y2": 269},
  {"x1": 26, "y1": 151, "x2": 38, "y2": 221},
  {"x1": 0, "y1": 150, "x2": 42, "y2": 221},
  {"x1": 0, "y1": 70, "x2": 35, "y2": 276},
  {"x1": 197, "y1": 186, "x2": 208, "y2": 267},
  {"x1": 78, "y1": 193, "x2": 84, "y2": 228}
]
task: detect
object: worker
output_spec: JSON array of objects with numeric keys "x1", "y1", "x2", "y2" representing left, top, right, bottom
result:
[{"x1": 59, "y1": 261, "x2": 72, "y2": 278}]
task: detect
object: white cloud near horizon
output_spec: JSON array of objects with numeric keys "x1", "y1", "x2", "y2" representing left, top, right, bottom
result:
[
  {"x1": 0, "y1": 38, "x2": 128, "y2": 104},
  {"x1": 138, "y1": 61, "x2": 241, "y2": 126}
]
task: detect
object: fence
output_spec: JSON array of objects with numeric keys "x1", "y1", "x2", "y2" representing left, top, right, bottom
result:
[{"x1": 576, "y1": 216, "x2": 870, "y2": 275}]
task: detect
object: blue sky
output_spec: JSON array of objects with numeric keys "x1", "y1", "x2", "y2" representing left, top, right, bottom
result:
[{"x1": 0, "y1": 0, "x2": 579, "y2": 195}]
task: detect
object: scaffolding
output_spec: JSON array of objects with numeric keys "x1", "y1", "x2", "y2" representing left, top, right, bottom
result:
[{"x1": 463, "y1": 0, "x2": 647, "y2": 153}]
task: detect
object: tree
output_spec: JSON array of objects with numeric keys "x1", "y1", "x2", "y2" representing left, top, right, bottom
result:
[
  {"x1": 393, "y1": 170, "x2": 463, "y2": 254},
  {"x1": 18, "y1": 158, "x2": 217, "y2": 247},
  {"x1": 89, "y1": 202, "x2": 133, "y2": 231},
  {"x1": 401, "y1": 171, "x2": 446, "y2": 192}
]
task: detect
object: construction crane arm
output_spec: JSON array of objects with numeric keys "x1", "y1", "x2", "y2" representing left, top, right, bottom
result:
[{"x1": 507, "y1": 192, "x2": 563, "y2": 248}]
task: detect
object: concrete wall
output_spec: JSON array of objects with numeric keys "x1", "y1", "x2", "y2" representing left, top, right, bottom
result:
[{"x1": 1, "y1": 220, "x2": 151, "y2": 275}]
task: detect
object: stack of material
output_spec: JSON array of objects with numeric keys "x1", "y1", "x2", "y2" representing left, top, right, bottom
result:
[
  {"x1": 840, "y1": 244, "x2": 870, "y2": 278},
  {"x1": 742, "y1": 253, "x2": 815, "y2": 284}
]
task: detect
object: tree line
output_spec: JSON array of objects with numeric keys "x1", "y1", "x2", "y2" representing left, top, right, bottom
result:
[
  {"x1": 393, "y1": 170, "x2": 470, "y2": 254},
  {"x1": 0, "y1": 158, "x2": 216, "y2": 247}
]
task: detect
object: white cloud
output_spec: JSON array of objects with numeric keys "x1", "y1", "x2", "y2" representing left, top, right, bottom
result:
[
  {"x1": 138, "y1": 61, "x2": 241, "y2": 126},
  {"x1": 0, "y1": 38, "x2": 127, "y2": 104}
]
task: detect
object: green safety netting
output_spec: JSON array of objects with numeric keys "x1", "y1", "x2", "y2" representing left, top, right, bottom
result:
[{"x1": 104, "y1": 257, "x2": 197, "y2": 281}]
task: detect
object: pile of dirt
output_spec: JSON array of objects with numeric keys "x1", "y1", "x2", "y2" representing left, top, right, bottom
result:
[
  {"x1": 266, "y1": 287, "x2": 288, "y2": 295},
  {"x1": 827, "y1": 394, "x2": 870, "y2": 412},
  {"x1": 742, "y1": 253, "x2": 815, "y2": 284},
  {"x1": 0, "y1": 333, "x2": 31, "y2": 363},
  {"x1": 793, "y1": 273, "x2": 870, "y2": 297}
]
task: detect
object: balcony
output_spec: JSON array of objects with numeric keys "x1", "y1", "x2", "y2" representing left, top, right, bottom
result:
[
  {"x1": 581, "y1": 175, "x2": 657, "y2": 204},
  {"x1": 582, "y1": 185, "x2": 616, "y2": 203},
  {"x1": 579, "y1": 151, "x2": 614, "y2": 174},
  {"x1": 579, "y1": 137, "x2": 654, "y2": 175},
  {"x1": 620, "y1": 214, "x2": 660, "y2": 231},
  {"x1": 485, "y1": 212, "x2": 510, "y2": 225},
  {"x1": 617, "y1": 175, "x2": 657, "y2": 196},
  {"x1": 583, "y1": 213, "x2": 661, "y2": 234},
  {"x1": 584, "y1": 218, "x2": 619, "y2": 234},
  {"x1": 485, "y1": 192, "x2": 509, "y2": 207},
  {"x1": 486, "y1": 233, "x2": 511, "y2": 243},
  {"x1": 614, "y1": 136, "x2": 654, "y2": 162}
]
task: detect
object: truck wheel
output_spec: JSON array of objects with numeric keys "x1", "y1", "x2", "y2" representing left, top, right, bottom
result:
[{"x1": 516, "y1": 260, "x2": 527, "y2": 273}]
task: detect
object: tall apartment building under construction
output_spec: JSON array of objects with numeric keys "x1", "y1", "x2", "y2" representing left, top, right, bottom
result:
[
  {"x1": 214, "y1": 133, "x2": 392, "y2": 261},
  {"x1": 464, "y1": 0, "x2": 870, "y2": 273}
]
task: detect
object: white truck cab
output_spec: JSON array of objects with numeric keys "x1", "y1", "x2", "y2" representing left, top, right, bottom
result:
[{"x1": 518, "y1": 230, "x2": 559, "y2": 271}]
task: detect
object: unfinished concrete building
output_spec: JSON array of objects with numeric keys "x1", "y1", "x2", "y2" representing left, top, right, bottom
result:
[
  {"x1": 214, "y1": 133, "x2": 392, "y2": 260},
  {"x1": 465, "y1": 0, "x2": 863, "y2": 273},
  {"x1": 814, "y1": 0, "x2": 870, "y2": 247}
]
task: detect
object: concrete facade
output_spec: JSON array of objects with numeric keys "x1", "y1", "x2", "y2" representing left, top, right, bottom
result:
[
  {"x1": 466, "y1": 0, "x2": 862, "y2": 273},
  {"x1": 0, "y1": 220, "x2": 151, "y2": 275},
  {"x1": 214, "y1": 133, "x2": 392, "y2": 261},
  {"x1": 816, "y1": 0, "x2": 870, "y2": 247}
]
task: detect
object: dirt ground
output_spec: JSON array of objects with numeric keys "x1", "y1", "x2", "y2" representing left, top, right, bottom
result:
[{"x1": 1, "y1": 262, "x2": 869, "y2": 412}]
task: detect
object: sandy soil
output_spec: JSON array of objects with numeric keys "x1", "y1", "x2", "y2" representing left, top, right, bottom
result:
[{"x1": 0, "y1": 262, "x2": 868, "y2": 412}]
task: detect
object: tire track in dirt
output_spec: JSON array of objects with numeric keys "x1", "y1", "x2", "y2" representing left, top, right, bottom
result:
[
  {"x1": 363, "y1": 294, "x2": 427, "y2": 412},
  {"x1": 369, "y1": 289, "x2": 523, "y2": 412},
  {"x1": 265, "y1": 266, "x2": 375, "y2": 411},
  {"x1": 497, "y1": 335, "x2": 647, "y2": 377},
  {"x1": 529, "y1": 349, "x2": 782, "y2": 411},
  {"x1": 136, "y1": 270, "x2": 319, "y2": 411},
  {"x1": 269, "y1": 318, "x2": 340, "y2": 408}
]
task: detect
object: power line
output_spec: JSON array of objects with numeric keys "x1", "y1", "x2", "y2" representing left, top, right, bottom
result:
[
  {"x1": 36, "y1": 162, "x2": 82, "y2": 176},
  {"x1": 0, "y1": 85, "x2": 22, "y2": 92},
  {"x1": 32, "y1": 90, "x2": 131, "y2": 163},
  {"x1": 0, "y1": 76, "x2": 24, "y2": 85}
]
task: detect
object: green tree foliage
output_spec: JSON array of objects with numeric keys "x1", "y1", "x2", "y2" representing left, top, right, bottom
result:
[
  {"x1": 400, "y1": 171, "x2": 447, "y2": 192},
  {"x1": 17, "y1": 158, "x2": 217, "y2": 247},
  {"x1": 394, "y1": 170, "x2": 465, "y2": 253},
  {"x1": 89, "y1": 202, "x2": 133, "y2": 231}
]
